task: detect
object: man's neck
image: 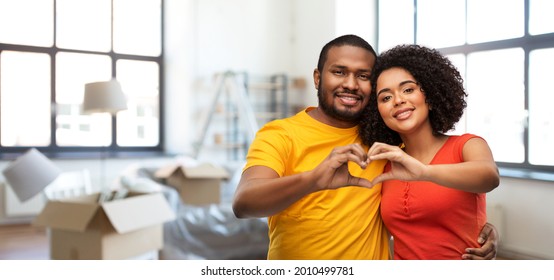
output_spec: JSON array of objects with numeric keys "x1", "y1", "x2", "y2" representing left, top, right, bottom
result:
[{"x1": 306, "y1": 107, "x2": 358, "y2": 129}]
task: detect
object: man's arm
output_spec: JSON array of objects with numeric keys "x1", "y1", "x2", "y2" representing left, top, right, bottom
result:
[
  {"x1": 232, "y1": 166, "x2": 314, "y2": 218},
  {"x1": 232, "y1": 144, "x2": 373, "y2": 218},
  {"x1": 462, "y1": 222, "x2": 499, "y2": 260}
]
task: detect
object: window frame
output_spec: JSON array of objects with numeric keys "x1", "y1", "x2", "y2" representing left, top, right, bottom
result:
[{"x1": 0, "y1": 0, "x2": 165, "y2": 159}]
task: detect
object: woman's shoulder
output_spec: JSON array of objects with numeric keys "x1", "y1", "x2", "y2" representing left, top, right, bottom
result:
[{"x1": 448, "y1": 133, "x2": 483, "y2": 143}]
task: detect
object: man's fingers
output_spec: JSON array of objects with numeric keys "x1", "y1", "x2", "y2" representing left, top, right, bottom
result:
[
  {"x1": 478, "y1": 226, "x2": 492, "y2": 244},
  {"x1": 463, "y1": 239, "x2": 497, "y2": 260},
  {"x1": 463, "y1": 250, "x2": 496, "y2": 260},
  {"x1": 350, "y1": 176, "x2": 373, "y2": 188},
  {"x1": 330, "y1": 144, "x2": 370, "y2": 168},
  {"x1": 462, "y1": 248, "x2": 484, "y2": 260}
]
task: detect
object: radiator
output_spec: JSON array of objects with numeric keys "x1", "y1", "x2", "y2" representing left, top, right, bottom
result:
[{"x1": 3, "y1": 182, "x2": 46, "y2": 217}]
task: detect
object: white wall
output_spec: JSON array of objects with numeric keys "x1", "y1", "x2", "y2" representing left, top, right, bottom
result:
[
  {"x1": 164, "y1": 0, "x2": 297, "y2": 157},
  {"x1": 164, "y1": 0, "x2": 197, "y2": 155},
  {"x1": 195, "y1": 0, "x2": 293, "y2": 77},
  {"x1": 289, "y1": 0, "x2": 337, "y2": 107},
  {"x1": 487, "y1": 178, "x2": 554, "y2": 259}
]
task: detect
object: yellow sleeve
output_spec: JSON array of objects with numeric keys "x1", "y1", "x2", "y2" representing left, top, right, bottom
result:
[{"x1": 243, "y1": 120, "x2": 291, "y2": 177}]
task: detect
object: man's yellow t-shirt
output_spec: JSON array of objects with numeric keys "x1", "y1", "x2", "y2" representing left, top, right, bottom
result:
[{"x1": 243, "y1": 107, "x2": 390, "y2": 260}]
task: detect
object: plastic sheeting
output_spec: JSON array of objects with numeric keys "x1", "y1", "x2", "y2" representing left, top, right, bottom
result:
[
  {"x1": 119, "y1": 164, "x2": 269, "y2": 260},
  {"x1": 161, "y1": 201, "x2": 269, "y2": 260}
]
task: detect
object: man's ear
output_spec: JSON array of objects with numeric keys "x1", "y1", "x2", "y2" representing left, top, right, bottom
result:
[{"x1": 313, "y1": 68, "x2": 320, "y2": 90}]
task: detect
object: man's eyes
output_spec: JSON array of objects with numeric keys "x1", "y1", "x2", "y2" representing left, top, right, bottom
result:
[
  {"x1": 358, "y1": 74, "x2": 370, "y2": 80},
  {"x1": 331, "y1": 70, "x2": 370, "y2": 80}
]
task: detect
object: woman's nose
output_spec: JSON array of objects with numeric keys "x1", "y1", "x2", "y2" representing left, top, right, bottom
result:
[{"x1": 393, "y1": 94, "x2": 406, "y2": 106}]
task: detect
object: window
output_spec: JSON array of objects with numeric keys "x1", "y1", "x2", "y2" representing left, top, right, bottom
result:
[
  {"x1": 0, "y1": 0, "x2": 163, "y2": 156},
  {"x1": 378, "y1": 0, "x2": 554, "y2": 174}
]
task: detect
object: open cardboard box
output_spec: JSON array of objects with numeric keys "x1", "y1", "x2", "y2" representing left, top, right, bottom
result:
[
  {"x1": 155, "y1": 162, "x2": 229, "y2": 206},
  {"x1": 32, "y1": 190, "x2": 175, "y2": 260}
]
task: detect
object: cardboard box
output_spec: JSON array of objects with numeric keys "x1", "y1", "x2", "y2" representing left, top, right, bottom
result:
[
  {"x1": 155, "y1": 163, "x2": 229, "y2": 205},
  {"x1": 32, "y1": 191, "x2": 175, "y2": 260}
]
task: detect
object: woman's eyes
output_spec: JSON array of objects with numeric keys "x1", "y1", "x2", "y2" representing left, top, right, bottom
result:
[
  {"x1": 379, "y1": 87, "x2": 416, "y2": 102},
  {"x1": 381, "y1": 95, "x2": 392, "y2": 102}
]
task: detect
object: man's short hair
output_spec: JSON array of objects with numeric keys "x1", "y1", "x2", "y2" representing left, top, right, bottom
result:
[{"x1": 317, "y1": 34, "x2": 377, "y2": 73}]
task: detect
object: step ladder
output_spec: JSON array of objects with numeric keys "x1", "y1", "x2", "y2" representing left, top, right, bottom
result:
[{"x1": 193, "y1": 71, "x2": 260, "y2": 160}]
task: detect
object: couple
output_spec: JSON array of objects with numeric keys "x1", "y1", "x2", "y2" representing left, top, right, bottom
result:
[{"x1": 233, "y1": 34, "x2": 499, "y2": 260}]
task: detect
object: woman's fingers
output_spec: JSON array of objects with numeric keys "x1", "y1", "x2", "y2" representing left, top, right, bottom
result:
[{"x1": 368, "y1": 142, "x2": 402, "y2": 162}]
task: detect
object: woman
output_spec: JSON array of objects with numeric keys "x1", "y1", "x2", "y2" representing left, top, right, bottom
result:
[{"x1": 359, "y1": 44, "x2": 500, "y2": 259}]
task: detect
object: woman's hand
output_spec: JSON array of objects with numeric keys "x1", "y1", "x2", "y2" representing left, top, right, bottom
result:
[{"x1": 367, "y1": 142, "x2": 428, "y2": 186}]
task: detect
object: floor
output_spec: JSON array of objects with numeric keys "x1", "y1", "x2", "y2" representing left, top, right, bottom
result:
[
  {"x1": 1, "y1": 223, "x2": 511, "y2": 260},
  {"x1": 0, "y1": 224, "x2": 161, "y2": 260},
  {"x1": 0, "y1": 223, "x2": 49, "y2": 260}
]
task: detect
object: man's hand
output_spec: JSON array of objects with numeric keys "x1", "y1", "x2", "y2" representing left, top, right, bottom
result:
[
  {"x1": 462, "y1": 222, "x2": 499, "y2": 260},
  {"x1": 311, "y1": 143, "x2": 373, "y2": 190}
]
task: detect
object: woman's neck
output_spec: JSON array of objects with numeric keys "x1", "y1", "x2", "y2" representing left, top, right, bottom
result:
[{"x1": 401, "y1": 131, "x2": 448, "y2": 164}]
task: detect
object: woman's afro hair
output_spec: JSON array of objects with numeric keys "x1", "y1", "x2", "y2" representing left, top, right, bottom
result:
[{"x1": 359, "y1": 44, "x2": 467, "y2": 147}]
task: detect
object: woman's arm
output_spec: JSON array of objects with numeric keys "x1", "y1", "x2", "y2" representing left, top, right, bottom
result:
[
  {"x1": 422, "y1": 138, "x2": 499, "y2": 193},
  {"x1": 367, "y1": 138, "x2": 499, "y2": 193}
]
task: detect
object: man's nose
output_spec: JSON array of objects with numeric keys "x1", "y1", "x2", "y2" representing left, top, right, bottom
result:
[{"x1": 342, "y1": 74, "x2": 359, "y2": 90}]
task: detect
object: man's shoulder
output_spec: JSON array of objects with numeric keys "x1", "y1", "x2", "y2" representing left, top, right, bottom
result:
[{"x1": 261, "y1": 109, "x2": 309, "y2": 129}]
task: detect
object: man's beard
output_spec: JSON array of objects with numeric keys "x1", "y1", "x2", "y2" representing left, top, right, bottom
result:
[{"x1": 317, "y1": 85, "x2": 364, "y2": 123}]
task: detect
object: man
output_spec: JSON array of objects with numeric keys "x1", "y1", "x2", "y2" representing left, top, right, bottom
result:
[{"x1": 232, "y1": 34, "x2": 497, "y2": 260}]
